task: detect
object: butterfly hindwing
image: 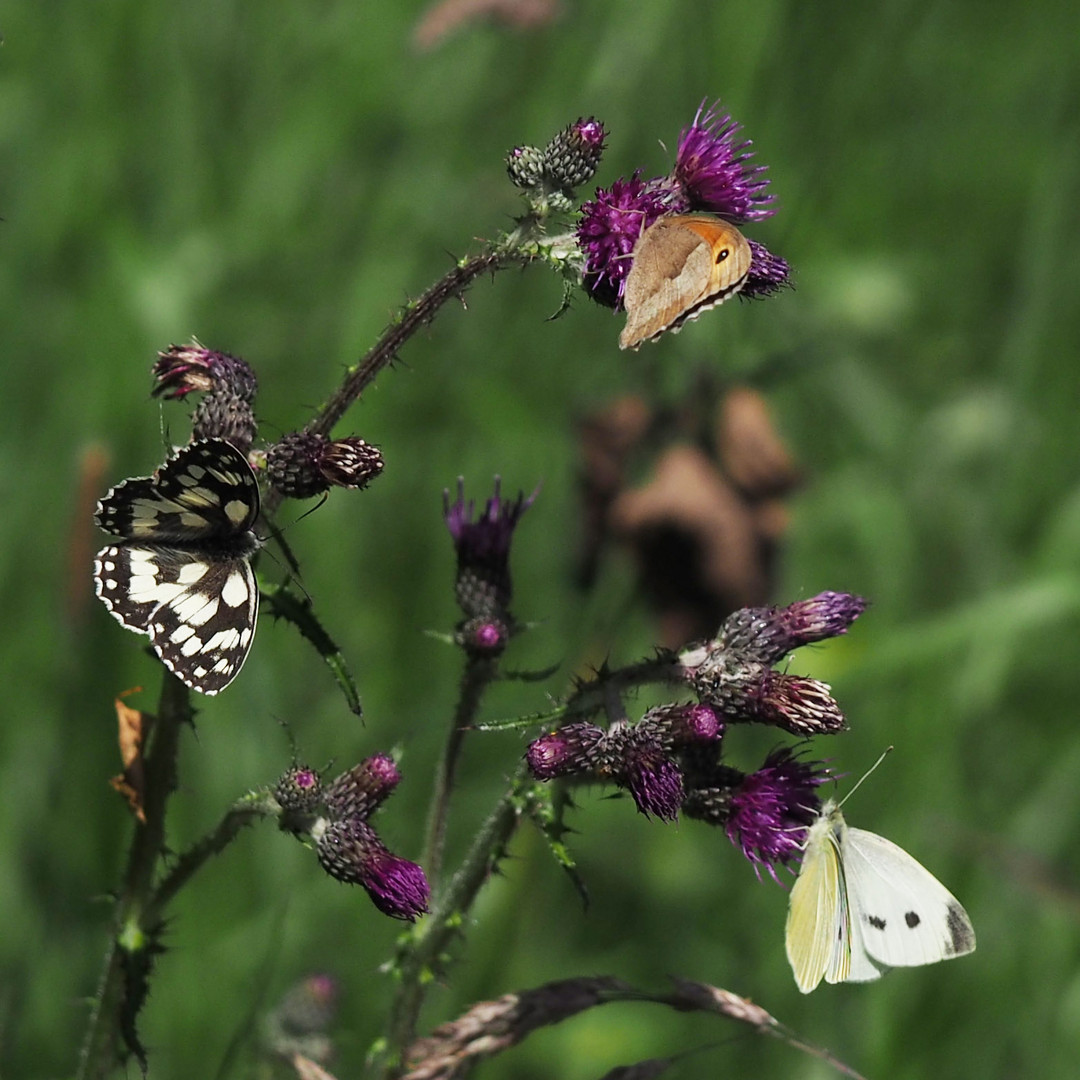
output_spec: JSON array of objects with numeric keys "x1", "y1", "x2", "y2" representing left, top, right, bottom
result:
[
  {"x1": 786, "y1": 802, "x2": 852, "y2": 994},
  {"x1": 92, "y1": 440, "x2": 261, "y2": 695},
  {"x1": 842, "y1": 827, "x2": 976, "y2": 974}
]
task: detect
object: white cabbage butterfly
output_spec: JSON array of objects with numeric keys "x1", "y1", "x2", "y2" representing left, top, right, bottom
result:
[{"x1": 785, "y1": 781, "x2": 976, "y2": 993}]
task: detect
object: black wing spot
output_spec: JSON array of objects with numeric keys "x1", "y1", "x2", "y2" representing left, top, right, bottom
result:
[
  {"x1": 867, "y1": 915, "x2": 887, "y2": 931},
  {"x1": 715, "y1": 247, "x2": 730, "y2": 263},
  {"x1": 905, "y1": 910, "x2": 921, "y2": 929}
]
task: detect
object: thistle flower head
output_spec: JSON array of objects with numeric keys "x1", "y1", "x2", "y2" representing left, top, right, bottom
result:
[
  {"x1": 444, "y1": 477, "x2": 535, "y2": 622},
  {"x1": 152, "y1": 343, "x2": 259, "y2": 452},
  {"x1": 315, "y1": 817, "x2": 429, "y2": 920},
  {"x1": 275, "y1": 765, "x2": 323, "y2": 821},
  {"x1": 619, "y1": 732, "x2": 684, "y2": 822},
  {"x1": 525, "y1": 722, "x2": 606, "y2": 780},
  {"x1": 543, "y1": 116, "x2": 607, "y2": 190},
  {"x1": 725, "y1": 747, "x2": 829, "y2": 882},
  {"x1": 577, "y1": 174, "x2": 676, "y2": 307},
  {"x1": 674, "y1": 100, "x2": 775, "y2": 223},
  {"x1": 266, "y1": 432, "x2": 384, "y2": 499},
  {"x1": 742, "y1": 239, "x2": 792, "y2": 298},
  {"x1": 324, "y1": 754, "x2": 401, "y2": 821}
]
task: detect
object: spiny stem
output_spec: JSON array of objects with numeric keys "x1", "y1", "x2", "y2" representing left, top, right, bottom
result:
[
  {"x1": 381, "y1": 776, "x2": 530, "y2": 1078},
  {"x1": 77, "y1": 673, "x2": 191, "y2": 1080},
  {"x1": 422, "y1": 654, "x2": 498, "y2": 891}
]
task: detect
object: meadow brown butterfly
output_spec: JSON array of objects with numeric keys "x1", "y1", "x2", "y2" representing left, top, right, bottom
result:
[{"x1": 619, "y1": 214, "x2": 752, "y2": 350}]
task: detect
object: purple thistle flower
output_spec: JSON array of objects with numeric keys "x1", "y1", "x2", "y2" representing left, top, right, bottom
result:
[
  {"x1": 151, "y1": 343, "x2": 259, "y2": 452},
  {"x1": 725, "y1": 747, "x2": 829, "y2": 882},
  {"x1": 444, "y1": 477, "x2": 536, "y2": 624},
  {"x1": 674, "y1": 100, "x2": 775, "y2": 223},
  {"x1": 620, "y1": 734, "x2": 684, "y2": 822},
  {"x1": 275, "y1": 765, "x2": 323, "y2": 821},
  {"x1": 720, "y1": 591, "x2": 867, "y2": 666},
  {"x1": 315, "y1": 817, "x2": 429, "y2": 921},
  {"x1": 577, "y1": 174, "x2": 678, "y2": 307},
  {"x1": 742, "y1": 239, "x2": 792, "y2": 299}
]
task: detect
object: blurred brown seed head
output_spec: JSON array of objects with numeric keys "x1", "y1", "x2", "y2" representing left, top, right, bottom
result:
[{"x1": 413, "y1": 0, "x2": 561, "y2": 52}]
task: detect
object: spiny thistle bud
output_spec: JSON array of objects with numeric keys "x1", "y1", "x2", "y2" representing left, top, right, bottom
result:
[
  {"x1": 506, "y1": 144, "x2": 546, "y2": 189},
  {"x1": 324, "y1": 754, "x2": 401, "y2": 821},
  {"x1": 444, "y1": 477, "x2": 535, "y2": 626},
  {"x1": 525, "y1": 722, "x2": 606, "y2": 779},
  {"x1": 152, "y1": 343, "x2": 258, "y2": 452},
  {"x1": 457, "y1": 615, "x2": 511, "y2": 657},
  {"x1": 637, "y1": 702, "x2": 724, "y2": 751},
  {"x1": 315, "y1": 817, "x2": 430, "y2": 920},
  {"x1": 266, "y1": 431, "x2": 384, "y2": 499},
  {"x1": 275, "y1": 765, "x2": 323, "y2": 819},
  {"x1": 719, "y1": 591, "x2": 866, "y2": 664},
  {"x1": 543, "y1": 117, "x2": 607, "y2": 190}
]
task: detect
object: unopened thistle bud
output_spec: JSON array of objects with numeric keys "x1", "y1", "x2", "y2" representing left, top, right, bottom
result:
[
  {"x1": 525, "y1": 722, "x2": 606, "y2": 779},
  {"x1": 324, "y1": 753, "x2": 401, "y2": 821},
  {"x1": 152, "y1": 343, "x2": 259, "y2": 452},
  {"x1": 275, "y1": 765, "x2": 323, "y2": 819},
  {"x1": 266, "y1": 432, "x2": 384, "y2": 499},
  {"x1": 506, "y1": 144, "x2": 546, "y2": 189},
  {"x1": 543, "y1": 117, "x2": 607, "y2": 190}
]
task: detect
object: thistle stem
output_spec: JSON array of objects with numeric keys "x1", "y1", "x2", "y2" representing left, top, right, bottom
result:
[
  {"x1": 423, "y1": 654, "x2": 497, "y2": 891},
  {"x1": 76, "y1": 673, "x2": 191, "y2": 1080}
]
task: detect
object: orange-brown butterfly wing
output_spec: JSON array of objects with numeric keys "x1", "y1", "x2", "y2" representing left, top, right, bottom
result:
[{"x1": 619, "y1": 216, "x2": 752, "y2": 350}]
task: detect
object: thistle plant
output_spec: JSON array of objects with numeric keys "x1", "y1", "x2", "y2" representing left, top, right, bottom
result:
[{"x1": 81, "y1": 101, "x2": 883, "y2": 1080}]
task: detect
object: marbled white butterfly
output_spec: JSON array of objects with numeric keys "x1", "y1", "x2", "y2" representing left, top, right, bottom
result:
[{"x1": 93, "y1": 439, "x2": 261, "y2": 695}]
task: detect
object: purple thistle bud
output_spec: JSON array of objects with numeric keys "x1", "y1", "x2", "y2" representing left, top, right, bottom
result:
[
  {"x1": 444, "y1": 477, "x2": 535, "y2": 622},
  {"x1": 725, "y1": 747, "x2": 829, "y2": 882},
  {"x1": 526, "y1": 722, "x2": 606, "y2": 780},
  {"x1": 152, "y1": 343, "x2": 259, "y2": 452},
  {"x1": 741, "y1": 239, "x2": 792, "y2": 299},
  {"x1": 544, "y1": 116, "x2": 608, "y2": 190},
  {"x1": 274, "y1": 973, "x2": 339, "y2": 1037},
  {"x1": 619, "y1": 733, "x2": 684, "y2": 822},
  {"x1": 275, "y1": 765, "x2": 323, "y2": 820},
  {"x1": 457, "y1": 616, "x2": 510, "y2": 657},
  {"x1": 266, "y1": 431, "x2": 384, "y2": 499},
  {"x1": 315, "y1": 817, "x2": 430, "y2": 920},
  {"x1": 720, "y1": 591, "x2": 867, "y2": 665},
  {"x1": 324, "y1": 754, "x2": 401, "y2": 821},
  {"x1": 673, "y1": 100, "x2": 775, "y2": 223},
  {"x1": 747, "y1": 672, "x2": 847, "y2": 736},
  {"x1": 577, "y1": 174, "x2": 678, "y2": 307},
  {"x1": 637, "y1": 703, "x2": 724, "y2": 751}
]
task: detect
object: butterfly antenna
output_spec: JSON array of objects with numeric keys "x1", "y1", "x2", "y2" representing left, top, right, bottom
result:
[{"x1": 838, "y1": 745, "x2": 894, "y2": 808}]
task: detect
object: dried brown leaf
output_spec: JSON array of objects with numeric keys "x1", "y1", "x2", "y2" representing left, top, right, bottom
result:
[{"x1": 109, "y1": 692, "x2": 151, "y2": 823}]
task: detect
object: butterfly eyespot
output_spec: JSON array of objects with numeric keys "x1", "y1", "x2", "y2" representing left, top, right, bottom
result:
[{"x1": 715, "y1": 247, "x2": 730, "y2": 262}]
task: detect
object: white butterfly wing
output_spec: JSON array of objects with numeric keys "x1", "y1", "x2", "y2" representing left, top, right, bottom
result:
[
  {"x1": 786, "y1": 806, "x2": 852, "y2": 993},
  {"x1": 841, "y1": 827, "x2": 976, "y2": 976}
]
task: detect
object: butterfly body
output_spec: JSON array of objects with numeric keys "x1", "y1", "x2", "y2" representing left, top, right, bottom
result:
[
  {"x1": 619, "y1": 214, "x2": 752, "y2": 350},
  {"x1": 786, "y1": 798, "x2": 976, "y2": 993},
  {"x1": 93, "y1": 440, "x2": 261, "y2": 695}
]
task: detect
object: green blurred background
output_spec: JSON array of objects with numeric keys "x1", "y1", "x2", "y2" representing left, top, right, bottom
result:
[{"x1": 3, "y1": 1, "x2": 1079, "y2": 1076}]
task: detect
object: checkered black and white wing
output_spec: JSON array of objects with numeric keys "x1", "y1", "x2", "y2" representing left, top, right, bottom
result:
[
  {"x1": 95, "y1": 440, "x2": 260, "y2": 543},
  {"x1": 94, "y1": 545, "x2": 259, "y2": 694},
  {"x1": 92, "y1": 439, "x2": 262, "y2": 695}
]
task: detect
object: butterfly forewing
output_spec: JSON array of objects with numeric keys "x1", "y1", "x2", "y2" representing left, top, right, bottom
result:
[
  {"x1": 92, "y1": 440, "x2": 261, "y2": 695},
  {"x1": 786, "y1": 803, "x2": 852, "y2": 994},
  {"x1": 842, "y1": 828, "x2": 976, "y2": 972}
]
